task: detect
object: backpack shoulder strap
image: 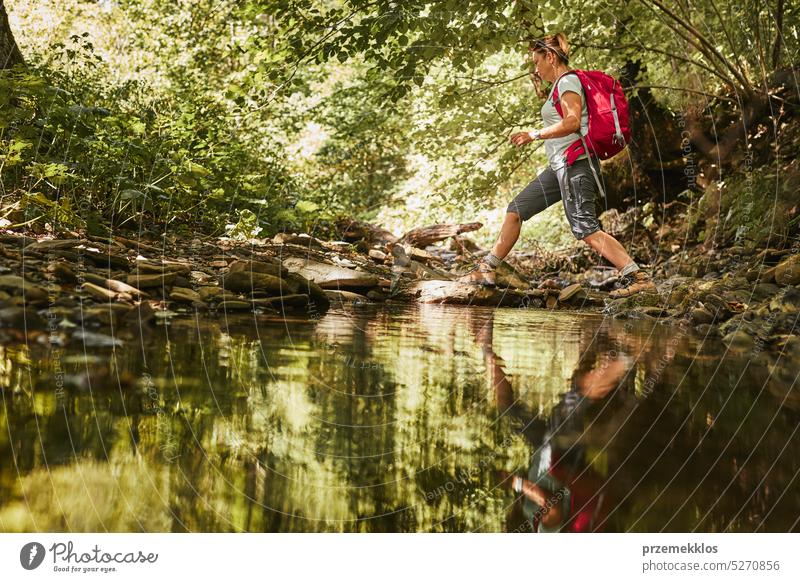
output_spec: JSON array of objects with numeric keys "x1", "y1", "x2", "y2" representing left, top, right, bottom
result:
[{"x1": 552, "y1": 70, "x2": 581, "y2": 119}]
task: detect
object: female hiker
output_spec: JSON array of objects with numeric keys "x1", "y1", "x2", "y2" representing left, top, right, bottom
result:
[{"x1": 459, "y1": 32, "x2": 656, "y2": 298}]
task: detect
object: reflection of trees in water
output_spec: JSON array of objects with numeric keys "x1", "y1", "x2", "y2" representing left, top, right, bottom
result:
[{"x1": 0, "y1": 308, "x2": 798, "y2": 532}]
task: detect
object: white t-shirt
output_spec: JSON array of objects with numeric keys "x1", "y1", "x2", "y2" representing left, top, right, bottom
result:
[{"x1": 541, "y1": 72, "x2": 589, "y2": 170}]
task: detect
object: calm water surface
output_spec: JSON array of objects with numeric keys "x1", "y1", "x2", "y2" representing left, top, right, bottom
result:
[{"x1": 1, "y1": 304, "x2": 798, "y2": 532}]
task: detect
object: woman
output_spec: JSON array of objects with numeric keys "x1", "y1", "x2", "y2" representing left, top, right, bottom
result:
[{"x1": 459, "y1": 33, "x2": 656, "y2": 299}]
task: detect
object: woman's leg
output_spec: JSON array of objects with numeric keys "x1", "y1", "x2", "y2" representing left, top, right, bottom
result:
[
  {"x1": 490, "y1": 212, "x2": 522, "y2": 260},
  {"x1": 459, "y1": 167, "x2": 561, "y2": 285},
  {"x1": 582, "y1": 230, "x2": 632, "y2": 270},
  {"x1": 562, "y1": 158, "x2": 656, "y2": 297}
]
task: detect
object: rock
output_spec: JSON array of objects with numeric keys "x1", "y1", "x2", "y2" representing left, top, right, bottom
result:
[
  {"x1": 209, "y1": 260, "x2": 228, "y2": 268},
  {"x1": 769, "y1": 287, "x2": 800, "y2": 313},
  {"x1": 80, "y1": 272, "x2": 108, "y2": 287},
  {"x1": 104, "y1": 278, "x2": 146, "y2": 297},
  {"x1": 82, "y1": 282, "x2": 122, "y2": 302},
  {"x1": 221, "y1": 271, "x2": 288, "y2": 294},
  {"x1": 228, "y1": 259, "x2": 287, "y2": 278},
  {"x1": 585, "y1": 268, "x2": 620, "y2": 290},
  {"x1": 753, "y1": 283, "x2": 780, "y2": 302},
  {"x1": 409, "y1": 259, "x2": 452, "y2": 281},
  {"x1": 495, "y1": 263, "x2": 529, "y2": 290},
  {"x1": 603, "y1": 291, "x2": 664, "y2": 315},
  {"x1": 403, "y1": 245, "x2": 437, "y2": 264},
  {"x1": 54, "y1": 296, "x2": 79, "y2": 308},
  {"x1": 369, "y1": 249, "x2": 387, "y2": 262},
  {"x1": 558, "y1": 283, "x2": 583, "y2": 302},
  {"x1": 722, "y1": 330, "x2": 755, "y2": 350},
  {"x1": 701, "y1": 293, "x2": 734, "y2": 321},
  {"x1": 718, "y1": 314, "x2": 762, "y2": 337},
  {"x1": 82, "y1": 249, "x2": 129, "y2": 270},
  {"x1": 172, "y1": 275, "x2": 191, "y2": 288},
  {"x1": 24, "y1": 238, "x2": 84, "y2": 252},
  {"x1": 190, "y1": 270, "x2": 215, "y2": 284},
  {"x1": 282, "y1": 257, "x2": 378, "y2": 289},
  {"x1": 273, "y1": 232, "x2": 326, "y2": 249},
  {"x1": 198, "y1": 286, "x2": 224, "y2": 301},
  {"x1": 82, "y1": 275, "x2": 146, "y2": 299},
  {"x1": 366, "y1": 290, "x2": 388, "y2": 301},
  {"x1": 0, "y1": 234, "x2": 36, "y2": 247},
  {"x1": 0, "y1": 307, "x2": 46, "y2": 330},
  {"x1": 284, "y1": 272, "x2": 330, "y2": 309},
  {"x1": 50, "y1": 262, "x2": 78, "y2": 283},
  {"x1": 135, "y1": 259, "x2": 191, "y2": 275},
  {"x1": 774, "y1": 254, "x2": 800, "y2": 285},
  {"x1": 127, "y1": 272, "x2": 177, "y2": 289},
  {"x1": 0, "y1": 275, "x2": 49, "y2": 302},
  {"x1": 169, "y1": 287, "x2": 202, "y2": 304},
  {"x1": 690, "y1": 306, "x2": 716, "y2": 324},
  {"x1": 331, "y1": 255, "x2": 358, "y2": 268},
  {"x1": 400, "y1": 280, "x2": 527, "y2": 307},
  {"x1": 391, "y1": 245, "x2": 411, "y2": 268},
  {"x1": 757, "y1": 265, "x2": 777, "y2": 283},
  {"x1": 325, "y1": 290, "x2": 371, "y2": 303}
]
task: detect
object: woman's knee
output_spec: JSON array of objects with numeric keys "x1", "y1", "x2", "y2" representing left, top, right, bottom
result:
[
  {"x1": 504, "y1": 211, "x2": 522, "y2": 226},
  {"x1": 581, "y1": 229, "x2": 604, "y2": 244}
]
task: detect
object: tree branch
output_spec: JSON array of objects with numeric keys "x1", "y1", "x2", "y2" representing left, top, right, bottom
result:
[{"x1": 639, "y1": 0, "x2": 754, "y2": 96}]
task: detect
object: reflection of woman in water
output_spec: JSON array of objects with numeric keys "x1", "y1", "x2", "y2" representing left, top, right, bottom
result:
[{"x1": 470, "y1": 313, "x2": 644, "y2": 532}]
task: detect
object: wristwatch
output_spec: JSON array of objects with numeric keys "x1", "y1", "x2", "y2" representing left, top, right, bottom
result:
[
  {"x1": 528, "y1": 128, "x2": 542, "y2": 140},
  {"x1": 512, "y1": 476, "x2": 523, "y2": 493}
]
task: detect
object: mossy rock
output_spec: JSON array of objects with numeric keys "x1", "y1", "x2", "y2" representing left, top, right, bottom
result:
[{"x1": 603, "y1": 291, "x2": 664, "y2": 314}]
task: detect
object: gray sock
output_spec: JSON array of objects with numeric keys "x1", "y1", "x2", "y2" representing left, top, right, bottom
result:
[
  {"x1": 620, "y1": 262, "x2": 640, "y2": 277},
  {"x1": 484, "y1": 253, "x2": 502, "y2": 268}
]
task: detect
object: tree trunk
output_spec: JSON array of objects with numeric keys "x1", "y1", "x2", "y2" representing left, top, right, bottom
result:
[{"x1": 1, "y1": 1, "x2": 24, "y2": 69}]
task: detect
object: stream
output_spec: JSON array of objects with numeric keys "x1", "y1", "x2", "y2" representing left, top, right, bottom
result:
[{"x1": 1, "y1": 304, "x2": 798, "y2": 532}]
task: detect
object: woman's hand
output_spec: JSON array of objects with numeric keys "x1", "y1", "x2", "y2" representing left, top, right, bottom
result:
[{"x1": 510, "y1": 129, "x2": 540, "y2": 146}]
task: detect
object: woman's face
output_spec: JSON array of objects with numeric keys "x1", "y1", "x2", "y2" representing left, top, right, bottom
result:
[{"x1": 530, "y1": 49, "x2": 558, "y2": 83}]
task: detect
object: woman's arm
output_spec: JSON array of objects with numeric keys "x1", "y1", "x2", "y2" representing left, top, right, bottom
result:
[
  {"x1": 510, "y1": 89, "x2": 583, "y2": 146},
  {"x1": 540, "y1": 90, "x2": 582, "y2": 138}
]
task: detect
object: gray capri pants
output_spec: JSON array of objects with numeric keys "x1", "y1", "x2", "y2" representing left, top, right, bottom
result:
[{"x1": 506, "y1": 156, "x2": 604, "y2": 240}]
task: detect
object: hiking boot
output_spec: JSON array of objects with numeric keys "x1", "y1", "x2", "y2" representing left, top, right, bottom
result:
[
  {"x1": 458, "y1": 262, "x2": 496, "y2": 287},
  {"x1": 608, "y1": 270, "x2": 656, "y2": 298}
]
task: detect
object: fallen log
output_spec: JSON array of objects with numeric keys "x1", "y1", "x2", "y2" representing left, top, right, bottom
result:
[
  {"x1": 399, "y1": 222, "x2": 483, "y2": 248},
  {"x1": 336, "y1": 218, "x2": 398, "y2": 245}
]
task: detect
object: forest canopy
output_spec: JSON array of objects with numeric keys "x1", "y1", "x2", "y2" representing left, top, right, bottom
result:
[{"x1": 0, "y1": 0, "x2": 797, "y2": 247}]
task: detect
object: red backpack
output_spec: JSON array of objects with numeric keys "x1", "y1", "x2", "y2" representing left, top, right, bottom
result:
[{"x1": 552, "y1": 70, "x2": 631, "y2": 166}]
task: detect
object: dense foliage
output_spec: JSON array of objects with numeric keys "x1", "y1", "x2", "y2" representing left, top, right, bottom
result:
[{"x1": 1, "y1": 0, "x2": 797, "y2": 243}]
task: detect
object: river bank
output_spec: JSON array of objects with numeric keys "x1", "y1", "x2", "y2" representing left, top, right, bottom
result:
[{"x1": 0, "y1": 210, "x2": 798, "y2": 366}]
